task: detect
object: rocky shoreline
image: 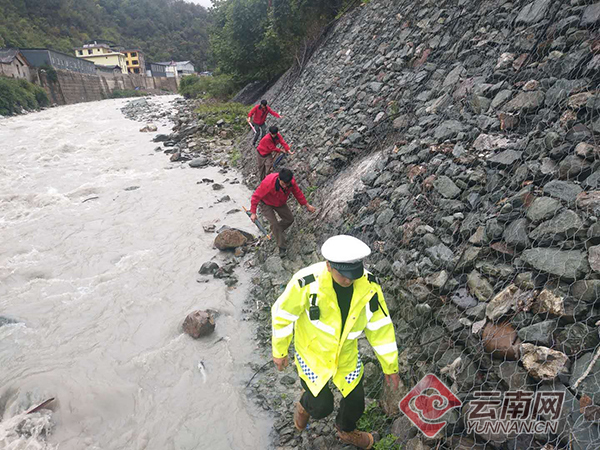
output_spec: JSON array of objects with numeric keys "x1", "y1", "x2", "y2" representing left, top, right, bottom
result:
[{"x1": 126, "y1": 1, "x2": 600, "y2": 441}]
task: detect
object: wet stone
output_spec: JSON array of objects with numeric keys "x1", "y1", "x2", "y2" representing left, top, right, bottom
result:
[
  {"x1": 198, "y1": 261, "x2": 219, "y2": 275},
  {"x1": 182, "y1": 310, "x2": 215, "y2": 338}
]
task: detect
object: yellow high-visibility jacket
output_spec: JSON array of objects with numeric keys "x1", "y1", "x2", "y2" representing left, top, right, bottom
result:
[{"x1": 272, "y1": 262, "x2": 398, "y2": 397}]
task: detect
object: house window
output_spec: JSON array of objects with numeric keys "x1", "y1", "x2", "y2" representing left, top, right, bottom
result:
[
  {"x1": 131, "y1": 52, "x2": 137, "y2": 57},
  {"x1": 134, "y1": 68, "x2": 140, "y2": 74},
  {"x1": 132, "y1": 60, "x2": 138, "y2": 65},
  {"x1": 88, "y1": 49, "x2": 93, "y2": 55}
]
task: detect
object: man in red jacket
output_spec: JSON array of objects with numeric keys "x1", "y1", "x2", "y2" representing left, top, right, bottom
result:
[
  {"x1": 256, "y1": 126, "x2": 292, "y2": 181},
  {"x1": 250, "y1": 168, "x2": 316, "y2": 255},
  {"x1": 248, "y1": 99, "x2": 282, "y2": 146}
]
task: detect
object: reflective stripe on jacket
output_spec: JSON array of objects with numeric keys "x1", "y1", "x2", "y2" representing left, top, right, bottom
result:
[{"x1": 272, "y1": 262, "x2": 398, "y2": 397}]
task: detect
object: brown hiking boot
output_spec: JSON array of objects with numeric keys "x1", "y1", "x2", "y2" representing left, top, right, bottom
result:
[
  {"x1": 336, "y1": 426, "x2": 374, "y2": 449},
  {"x1": 294, "y1": 402, "x2": 310, "y2": 431}
]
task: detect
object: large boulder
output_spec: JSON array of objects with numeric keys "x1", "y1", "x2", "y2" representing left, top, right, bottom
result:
[
  {"x1": 183, "y1": 310, "x2": 215, "y2": 338},
  {"x1": 213, "y1": 229, "x2": 252, "y2": 250}
]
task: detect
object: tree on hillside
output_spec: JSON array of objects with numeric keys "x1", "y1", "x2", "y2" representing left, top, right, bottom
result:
[
  {"x1": 0, "y1": 0, "x2": 210, "y2": 69},
  {"x1": 209, "y1": 0, "x2": 352, "y2": 84}
]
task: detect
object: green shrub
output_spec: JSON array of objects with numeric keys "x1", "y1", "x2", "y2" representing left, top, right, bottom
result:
[
  {"x1": 195, "y1": 102, "x2": 249, "y2": 133},
  {"x1": 179, "y1": 74, "x2": 238, "y2": 101},
  {"x1": 109, "y1": 89, "x2": 148, "y2": 98},
  {"x1": 374, "y1": 434, "x2": 400, "y2": 450},
  {"x1": 0, "y1": 76, "x2": 49, "y2": 115},
  {"x1": 39, "y1": 63, "x2": 58, "y2": 83},
  {"x1": 357, "y1": 402, "x2": 394, "y2": 437}
]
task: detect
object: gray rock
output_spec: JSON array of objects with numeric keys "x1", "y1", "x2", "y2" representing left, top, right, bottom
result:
[
  {"x1": 521, "y1": 248, "x2": 589, "y2": 280},
  {"x1": 546, "y1": 79, "x2": 589, "y2": 108},
  {"x1": 264, "y1": 255, "x2": 284, "y2": 273},
  {"x1": 503, "y1": 218, "x2": 530, "y2": 249},
  {"x1": 558, "y1": 155, "x2": 591, "y2": 180},
  {"x1": 555, "y1": 323, "x2": 600, "y2": 356},
  {"x1": 0, "y1": 316, "x2": 20, "y2": 327},
  {"x1": 583, "y1": 171, "x2": 600, "y2": 190},
  {"x1": 433, "y1": 120, "x2": 465, "y2": 141},
  {"x1": 376, "y1": 208, "x2": 395, "y2": 226},
  {"x1": 517, "y1": 320, "x2": 557, "y2": 346},
  {"x1": 451, "y1": 288, "x2": 478, "y2": 310},
  {"x1": 581, "y1": 2, "x2": 600, "y2": 26},
  {"x1": 433, "y1": 176, "x2": 461, "y2": 199},
  {"x1": 543, "y1": 180, "x2": 583, "y2": 202},
  {"x1": 487, "y1": 150, "x2": 522, "y2": 168},
  {"x1": 491, "y1": 90, "x2": 513, "y2": 109},
  {"x1": 467, "y1": 271, "x2": 495, "y2": 302},
  {"x1": 498, "y1": 361, "x2": 530, "y2": 391},
  {"x1": 589, "y1": 245, "x2": 600, "y2": 273},
  {"x1": 475, "y1": 261, "x2": 515, "y2": 279},
  {"x1": 516, "y1": 0, "x2": 551, "y2": 24},
  {"x1": 503, "y1": 91, "x2": 545, "y2": 113},
  {"x1": 425, "y1": 243, "x2": 455, "y2": 268},
  {"x1": 199, "y1": 261, "x2": 219, "y2": 275},
  {"x1": 570, "y1": 279, "x2": 600, "y2": 303},
  {"x1": 391, "y1": 415, "x2": 418, "y2": 443},
  {"x1": 189, "y1": 156, "x2": 209, "y2": 168},
  {"x1": 526, "y1": 197, "x2": 562, "y2": 223},
  {"x1": 571, "y1": 352, "x2": 600, "y2": 404},
  {"x1": 529, "y1": 209, "x2": 583, "y2": 243}
]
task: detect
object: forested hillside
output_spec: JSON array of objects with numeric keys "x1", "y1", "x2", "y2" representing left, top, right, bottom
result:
[
  {"x1": 0, "y1": 0, "x2": 210, "y2": 69},
  {"x1": 209, "y1": 0, "x2": 355, "y2": 83}
]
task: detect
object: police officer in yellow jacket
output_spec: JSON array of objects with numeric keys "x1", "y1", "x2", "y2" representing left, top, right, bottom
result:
[{"x1": 271, "y1": 235, "x2": 400, "y2": 449}]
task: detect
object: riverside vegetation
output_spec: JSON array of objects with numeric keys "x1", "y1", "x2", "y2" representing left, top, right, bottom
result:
[{"x1": 0, "y1": 77, "x2": 49, "y2": 116}]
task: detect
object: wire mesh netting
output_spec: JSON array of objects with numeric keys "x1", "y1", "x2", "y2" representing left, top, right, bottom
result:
[{"x1": 245, "y1": 0, "x2": 600, "y2": 449}]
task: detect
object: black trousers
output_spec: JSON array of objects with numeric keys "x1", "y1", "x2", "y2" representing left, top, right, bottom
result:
[{"x1": 300, "y1": 377, "x2": 365, "y2": 432}]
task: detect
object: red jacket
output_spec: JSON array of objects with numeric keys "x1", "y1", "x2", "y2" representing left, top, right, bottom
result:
[
  {"x1": 251, "y1": 173, "x2": 308, "y2": 213},
  {"x1": 257, "y1": 132, "x2": 290, "y2": 156},
  {"x1": 248, "y1": 104, "x2": 280, "y2": 125}
]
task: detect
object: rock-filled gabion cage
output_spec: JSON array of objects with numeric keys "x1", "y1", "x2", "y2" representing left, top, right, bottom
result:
[{"x1": 234, "y1": 0, "x2": 600, "y2": 448}]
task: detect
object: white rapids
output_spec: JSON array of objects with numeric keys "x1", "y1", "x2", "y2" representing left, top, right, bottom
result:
[{"x1": 0, "y1": 96, "x2": 272, "y2": 450}]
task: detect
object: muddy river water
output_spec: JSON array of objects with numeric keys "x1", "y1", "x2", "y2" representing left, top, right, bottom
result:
[{"x1": 0, "y1": 96, "x2": 272, "y2": 449}]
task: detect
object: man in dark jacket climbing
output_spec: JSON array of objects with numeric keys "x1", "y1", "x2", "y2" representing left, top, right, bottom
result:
[
  {"x1": 256, "y1": 125, "x2": 292, "y2": 181},
  {"x1": 250, "y1": 168, "x2": 316, "y2": 256},
  {"x1": 247, "y1": 99, "x2": 282, "y2": 146}
]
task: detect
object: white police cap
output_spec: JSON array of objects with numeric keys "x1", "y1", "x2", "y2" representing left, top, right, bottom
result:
[
  {"x1": 321, "y1": 235, "x2": 371, "y2": 280},
  {"x1": 321, "y1": 235, "x2": 371, "y2": 264}
]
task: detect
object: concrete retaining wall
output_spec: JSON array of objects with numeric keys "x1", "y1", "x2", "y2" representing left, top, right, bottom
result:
[{"x1": 38, "y1": 69, "x2": 178, "y2": 105}]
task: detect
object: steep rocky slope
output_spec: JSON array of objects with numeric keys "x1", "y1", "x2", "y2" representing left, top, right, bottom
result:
[{"x1": 236, "y1": 0, "x2": 600, "y2": 448}]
